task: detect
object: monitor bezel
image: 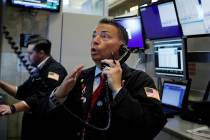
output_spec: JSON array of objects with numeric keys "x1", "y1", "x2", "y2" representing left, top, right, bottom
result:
[
  {"x1": 7, "y1": 0, "x2": 61, "y2": 12},
  {"x1": 114, "y1": 15, "x2": 146, "y2": 51},
  {"x1": 153, "y1": 37, "x2": 189, "y2": 80},
  {"x1": 139, "y1": 0, "x2": 183, "y2": 40}
]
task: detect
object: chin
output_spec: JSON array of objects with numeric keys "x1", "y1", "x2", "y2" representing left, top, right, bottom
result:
[{"x1": 91, "y1": 57, "x2": 101, "y2": 64}]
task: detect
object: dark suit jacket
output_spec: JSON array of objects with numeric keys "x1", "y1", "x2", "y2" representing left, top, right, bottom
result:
[
  {"x1": 15, "y1": 57, "x2": 67, "y2": 140},
  {"x1": 47, "y1": 64, "x2": 166, "y2": 140}
]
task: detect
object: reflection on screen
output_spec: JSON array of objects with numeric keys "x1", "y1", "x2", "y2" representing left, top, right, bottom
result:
[
  {"x1": 154, "y1": 38, "x2": 186, "y2": 78},
  {"x1": 115, "y1": 16, "x2": 144, "y2": 49},
  {"x1": 162, "y1": 83, "x2": 186, "y2": 108},
  {"x1": 11, "y1": 0, "x2": 60, "y2": 11},
  {"x1": 140, "y1": 1, "x2": 182, "y2": 39},
  {"x1": 175, "y1": 0, "x2": 210, "y2": 35}
]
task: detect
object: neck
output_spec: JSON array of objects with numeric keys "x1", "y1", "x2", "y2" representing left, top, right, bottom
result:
[{"x1": 40, "y1": 55, "x2": 49, "y2": 62}]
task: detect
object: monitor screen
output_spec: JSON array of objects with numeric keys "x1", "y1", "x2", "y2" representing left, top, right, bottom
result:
[
  {"x1": 162, "y1": 82, "x2": 187, "y2": 108},
  {"x1": 20, "y1": 33, "x2": 33, "y2": 48},
  {"x1": 175, "y1": 0, "x2": 210, "y2": 36},
  {"x1": 9, "y1": 0, "x2": 60, "y2": 12},
  {"x1": 140, "y1": 1, "x2": 182, "y2": 39},
  {"x1": 114, "y1": 16, "x2": 144, "y2": 49},
  {"x1": 154, "y1": 38, "x2": 188, "y2": 79}
]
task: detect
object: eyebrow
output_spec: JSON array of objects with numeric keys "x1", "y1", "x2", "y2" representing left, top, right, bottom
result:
[{"x1": 93, "y1": 30, "x2": 111, "y2": 34}]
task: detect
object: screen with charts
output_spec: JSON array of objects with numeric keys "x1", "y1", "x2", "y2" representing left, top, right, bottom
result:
[
  {"x1": 140, "y1": 1, "x2": 182, "y2": 39},
  {"x1": 162, "y1": 82, "x2": 187, "y2": 108},
  {"x1": 154, "y1": 38, "x2": 187, "y2": 79},
  {"x1": 175, "y1": 0, "x2": 210, "y2": 36},
  {"x1": 9, "y1": 0, "x2": 60, "y2": 12},
  {"x1": 114, "y1": 16, "x2": 144, "y2": 49}
]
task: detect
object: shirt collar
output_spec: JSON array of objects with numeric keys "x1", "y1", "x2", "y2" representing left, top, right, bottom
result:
[
  {"x1": 95, "y1": 66, "x2": 101, "y2": 77},
  {"x1": 37, "y1": 56, "x2": 50, "y2": 69}
]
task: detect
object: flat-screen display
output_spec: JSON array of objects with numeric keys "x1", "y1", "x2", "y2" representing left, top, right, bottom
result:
[
  {"x1": 115, "y1": 16, "x2": 145, "y2": 49},
  {"x1": 140, "y1": 1, "x2": 182, "y2": 39},
  {"x1": 153, "y1": 38, "x2": 188, "y2": 79},
  {"x1": 20, "y1": 33, "x2": 33, "y2": 48},
  {"x1": 175, "y1": 0, "x2": 210, "y2": 36},
  {"x1": 8, "y1": 0, "x2": 60, "y2": 12},
  {"x1": 162, "y1": 82, "x2": 187, "y2": 108}
]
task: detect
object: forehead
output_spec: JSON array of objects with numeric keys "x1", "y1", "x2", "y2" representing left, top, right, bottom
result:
[{"x1": 95, "y1": 23, "x2": 119, "y2": 35}]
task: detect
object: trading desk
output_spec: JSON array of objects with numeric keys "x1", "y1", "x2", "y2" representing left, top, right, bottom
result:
[{"x1": 155, "y1": 116, "x2": 209, "y2": 140}]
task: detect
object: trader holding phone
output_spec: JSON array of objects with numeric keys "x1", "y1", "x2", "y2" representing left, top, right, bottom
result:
[{"x1": 47, "y1": 18, "x2": 166, "y2": 140}]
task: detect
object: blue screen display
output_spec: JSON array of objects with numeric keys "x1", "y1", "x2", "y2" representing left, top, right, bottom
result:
[
  {"x1": 140, "y1": 1, "x2": 182, "y2": 39},
  {"x1": 115, "y1": 16, "x2": 144, "y2": 49},
  {"x1": 10, "y1": 0, "x2": 60, "y2": 11},
  {"x1": 162, "y1": 83, "x2": 186, "y2": 108}
]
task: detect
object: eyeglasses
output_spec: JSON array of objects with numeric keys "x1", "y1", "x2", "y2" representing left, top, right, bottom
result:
[{"x1": 92, "y1": 31, "x2": 112, "y2": 41}]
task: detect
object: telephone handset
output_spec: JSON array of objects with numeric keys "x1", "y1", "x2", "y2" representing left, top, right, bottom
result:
[
  {"x1": 101, "y1": 44, "x2": 130, "y2": 70},
  {"x1": 118, "y1": 44, "x2": 131, "y2": 64}
]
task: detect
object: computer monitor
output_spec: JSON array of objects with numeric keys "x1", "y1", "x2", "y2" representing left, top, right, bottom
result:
[
  {"x1": 153, "y1": 38, "x2": 188, "y2": 79},
  {"x1": 114, "y1": 16, "x2": 145, "y2": 49},
  {"x1": 161, "y1": 81, "x2": 189, "y2": 108},
  {"x1": 175, "y1": 0, "x2": 210, "y2": 36},
  {"x1": 8, "y1": 0, "x2": 61, "y2": 12},
  {"x1": 20, "y1": 33, "x2": 32, "y2": 48},
  {"x1": 139, "y1": 1, "x2": 182, "y2": 40}
]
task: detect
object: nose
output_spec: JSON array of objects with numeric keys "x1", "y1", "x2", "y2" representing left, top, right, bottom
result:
[
  {"x1": 92, "y1": 35, "x2": 101, "y2": 47},
  {"x1": 93, "y1": 34, "x2": 101, "y2": 42}
]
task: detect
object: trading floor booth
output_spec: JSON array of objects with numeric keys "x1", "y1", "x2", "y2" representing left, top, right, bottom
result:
[{"x1": 139, "y1": 0, "x2": 210, "y2": 139}]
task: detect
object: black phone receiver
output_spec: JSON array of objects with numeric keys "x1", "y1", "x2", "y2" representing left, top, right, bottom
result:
[
  {"x1": 101, "y1": 44, "x2": 130, "y2": 70},
  {"x1": 118, "y1": 44, "x2": 130, "y2": 64}
]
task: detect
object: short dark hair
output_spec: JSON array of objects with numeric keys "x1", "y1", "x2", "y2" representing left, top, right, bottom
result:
[
  {"x1": 27, "y1": 35, "x2": 51, "y2": 55},
  {"x1": 98, "y1": 18, "x2": 129, "y2": 45}
]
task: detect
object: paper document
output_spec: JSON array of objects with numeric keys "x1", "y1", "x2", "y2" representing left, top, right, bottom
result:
[{"x1": 187, "y1": 126, "x2": 210, "y2": 139}]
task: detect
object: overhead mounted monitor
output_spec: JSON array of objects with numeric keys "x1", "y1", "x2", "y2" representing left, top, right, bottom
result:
[
  {"x1": 153, "y1": 38, "x2": 188, "y2": 80},
  {"x1": 8, "y1": 0, "x2": 60, "y2": 12},
  {"x1": 114, "y1": 16, "x2": 145, "y2": 49},
  {"x1": 140, "y1": 1, "x2": 183, "y2": 40},
  {"x1": 175, "y1": 0, "x2": 210, "y2": 36}
]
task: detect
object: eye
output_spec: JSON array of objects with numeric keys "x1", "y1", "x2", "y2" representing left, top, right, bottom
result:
[{"x1": 100, "y1": 32, "x2": 111, "y2": 39}]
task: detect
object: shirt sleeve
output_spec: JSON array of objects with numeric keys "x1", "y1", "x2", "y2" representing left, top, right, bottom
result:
[{"x1": 16, "y1": 78, "x2": 31, "y2": 100}]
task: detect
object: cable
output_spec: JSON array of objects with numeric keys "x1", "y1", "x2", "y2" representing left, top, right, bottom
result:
[
  {"x1": 62, "y1": 80, "x2": 112, "y2": 132},
  {"x1": 2, "y1": 26, "x2": 35, "y2": 75}
]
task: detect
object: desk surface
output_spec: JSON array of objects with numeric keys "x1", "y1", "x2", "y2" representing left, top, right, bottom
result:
[{"x1": 164, "y1": 116, "x2": 209, "y2": 140}]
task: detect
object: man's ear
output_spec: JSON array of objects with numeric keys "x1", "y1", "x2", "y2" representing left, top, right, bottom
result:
[{"x1": 39, "y1": 50, "x2": 45, "y2": 56}]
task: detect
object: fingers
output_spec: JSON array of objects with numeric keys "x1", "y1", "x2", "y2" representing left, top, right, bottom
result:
[
  {"x1": 101, "y1": 59, "x2": 120, "y2": 68},
  {"x1": 0, "y1": 105, "x2": 10, "y2": 115},
  {"x1": 2, "y1": 110, "x2": 9, "y2": 115},
  {"x1": 66, "y1": 65, "x2": 84, "y2": 80}
]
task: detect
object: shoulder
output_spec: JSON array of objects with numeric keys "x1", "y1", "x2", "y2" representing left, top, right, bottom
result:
[
  {"x1": 122, "y1": 64, "x2": 155, "y2": 88},
  {"x1": 46, "y1": 58, "x2": 67, "y2": 74},
  {"x1": 123, "y1": 64, "x2": 152, "y2": 81}
]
